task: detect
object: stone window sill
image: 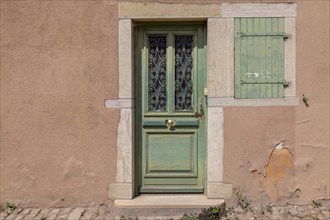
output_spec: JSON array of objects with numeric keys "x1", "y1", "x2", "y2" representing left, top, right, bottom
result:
[{"x1": 207, "y1": 97, "x2": 299, "y2": 107}]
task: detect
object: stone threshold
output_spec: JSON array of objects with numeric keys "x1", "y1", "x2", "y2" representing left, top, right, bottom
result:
[
  {"x1": 115, "y1": 195, "x2": 224, "y2": 208},
  {"x1": 114, "y1": 195, "x2": 224, "y2": 217}
]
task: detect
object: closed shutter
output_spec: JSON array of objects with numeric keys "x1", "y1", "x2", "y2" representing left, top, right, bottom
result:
[{"x1": 234, "y1": 17, "x2": 286, "y2": 99}]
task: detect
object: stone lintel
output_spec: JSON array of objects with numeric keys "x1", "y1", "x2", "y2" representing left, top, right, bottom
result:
[
  {"x1": 222, "y1": 3, "x2": 297, "y2": 18},
  {"x1": 118, "y1": 2, "x2": 221, "y2": 19}
]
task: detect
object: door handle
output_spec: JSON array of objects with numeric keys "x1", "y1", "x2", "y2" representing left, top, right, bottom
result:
[
  {"x1": 194, "y1": 97, "x2": 204, "y2": 119},
  {"x1": 165, "y1": 119, "x2": 176, "y2": 129}
]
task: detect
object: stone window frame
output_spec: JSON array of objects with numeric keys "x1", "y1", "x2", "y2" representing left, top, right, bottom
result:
[
  {"x1": 208, "y1": 3, "x2": 298, "y2": 107},
  {"x1": 105, "y1": 2, "x2": 297, "y2": 201}
]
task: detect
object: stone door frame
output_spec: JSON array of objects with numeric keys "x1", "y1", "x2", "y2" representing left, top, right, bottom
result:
[{"x1": 105, "y1": 2, "x2": 297, "y2": 200}]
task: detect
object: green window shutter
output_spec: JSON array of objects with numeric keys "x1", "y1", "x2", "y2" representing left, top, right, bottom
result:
[{"x1": 234, "y1": 17, "x2": 285, "y2": 99}]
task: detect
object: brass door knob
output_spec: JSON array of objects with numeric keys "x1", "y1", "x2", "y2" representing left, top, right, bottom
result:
[{"x1": 165, "y1": 119, "x2": 175, "y2": 129}]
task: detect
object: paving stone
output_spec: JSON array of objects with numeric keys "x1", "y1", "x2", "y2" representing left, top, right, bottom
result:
[
  {"x1": 80, "y1": 212, "x2": 96, "y2": 220},
  {"x1": 306, "y1": 205, "x2": 314, "y2": 211},
  {"x1": 97, "y1": 205, "x2": 108, "y2": 215},
  {"x1": 244, "y1": 212, "x2": 255, "y2": 220},
  {"x1": 289, "y1": 208, "x2": 298, "y2": 216},
  {"x1": 25, "y1": 208, "x2": 41, "y2": 219},
  {"x1": 317, "y1": 213, "x2": 325, "y2": 219},
  {"x1": 310, "y1": 209, "x2": 318, "y2": 214},
  {"x1": 1, "y1": 200, "x2": 330, "y2": 220},
  {"x1": 297, "y1": 206, "x2": 305, "y2": 212},
  {"x1": 14, "y1": 208, "x2": 23, "y2": 215},
  {"x1": 35, "y1": 208, "x2": 50, "y2": 219},
  {"x1": 5, "y1": 213, "x2": 18, "y2": 220},
  {"x1": 20, "y1": 209, "x2": 31, "y2": 216},
  {"x1": 322, "y1": 210, "x2": 330, "y2": 218},
  {"x1": 67, "y1": 208, "x2": 85, "y2": 220},
  {"x1": 79, "y1": 212, "x2": 93, "y2": 220},
  {"x1": 320, "y1": 206, "x2": 327, "y2": 211},
  {"x1": 46, "y1": 208, "x2": 61, "y2": 220},
  {"x1": 5, "y1": 208, "x2": 24, "y2": 220},
  {"x1": 0, "y1": 212, "x2": 9, "y2": 220},
  {"x1": 80, "y1": 207, "x2": 98, "y2": 220},
  {"x1": 14, "y1": 215, "x2": 25, "y2": 220},
  {"x1": 57, "y1": 208, "x2": 72, "y2": 220},
  {"x1": 271, "y1": 213, "x2": 280, "y2": 219},
  {"x1": 102, "y1": 213, "x2": 115, "y2": 220},
  {"x1": 233, "y1": 206, "x2": 244, "y2": 213}
]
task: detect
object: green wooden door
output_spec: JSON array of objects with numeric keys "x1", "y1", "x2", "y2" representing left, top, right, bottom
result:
[{"x1": 135, "y1": 24, "x2": 207, "y2": 194}]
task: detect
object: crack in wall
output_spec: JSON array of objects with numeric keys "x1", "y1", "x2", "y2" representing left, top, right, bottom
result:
[
  {"x1": 298, "y1": 143, "x2": 329, "y2": 149},
  {"x1": 251, "y1": 140, "x2": 294, "y2": 202},
  {"x1": 295, "y1": 119, "x2": 312, "y2": 124}
]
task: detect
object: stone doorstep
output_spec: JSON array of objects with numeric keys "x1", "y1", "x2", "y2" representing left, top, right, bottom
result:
[{"x1": 114, "y1": 195, "x2": 224, "y2": 217}]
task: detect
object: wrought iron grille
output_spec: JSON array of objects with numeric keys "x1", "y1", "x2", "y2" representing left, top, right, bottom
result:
[
  {"x1": 148, "y1": 36, "x2": 167, "y2": 111},
  {"x1": 174, "y1": 35, "x2": 193, "y2": 111}
]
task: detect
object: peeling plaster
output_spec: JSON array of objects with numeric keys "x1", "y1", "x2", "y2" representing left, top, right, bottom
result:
[{"x1": 251, "y1": 141, "x2": 295, "y2": 202}]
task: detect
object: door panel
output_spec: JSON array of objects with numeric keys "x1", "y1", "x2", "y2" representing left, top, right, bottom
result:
[
  {"x1": 145, "y1": 131, "x2": 197, "y2": 176},
  {"x1": 135, "y1": 24, "x2": 206, "y2": 194}
]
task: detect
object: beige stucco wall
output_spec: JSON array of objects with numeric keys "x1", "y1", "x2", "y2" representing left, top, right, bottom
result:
[
  {"x1": 0, "y1": 1, "x2": 120, "y2": 207},
  {"x1": 223, "y1": 0, "x2": 329, "y2": 205},
  {"x1": 223, "y1": 107, "x2": 296, "y2": 204},
  {"x1": 294, "y1": 0, "x2": 329, "y2": 204},
  {"x1": 0, "y1": 0, "x2": 329, "y2": 207}
]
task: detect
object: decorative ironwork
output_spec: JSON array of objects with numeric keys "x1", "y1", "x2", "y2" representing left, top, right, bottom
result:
[
  {"x1": 148, "y1": 36, "x2": 167, "y2": 111},
  {"x1": 175, "y1": 35, "x2": 193, "y2": 111}
]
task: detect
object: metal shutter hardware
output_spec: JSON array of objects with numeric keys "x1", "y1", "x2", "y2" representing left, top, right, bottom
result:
[
  {"x1": 239, "y1": 32, "x2": 288, "y2": 41},
  {"x1": 240, "y1": 80, "x2": 290, "y2": 88}
]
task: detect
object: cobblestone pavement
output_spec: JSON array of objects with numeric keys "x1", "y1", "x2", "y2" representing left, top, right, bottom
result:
[
  {"x1": 0, "y1": 204, "x2": 115, "y2": 220},
  {"x1": 225, "y1": 202, "x2": 330, "y2": 220},
  {"x1": 0, "y1": 201, "x2": 329, "y2": 220}
]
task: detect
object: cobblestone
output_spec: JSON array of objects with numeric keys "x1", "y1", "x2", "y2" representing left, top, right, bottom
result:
[
  {"x1": 47, "y1": 208, "x2": 61, "y2": 220},
  {"x1": 5, "y1": 208, "x2": 23, "y2": 220},
  {"x1": 25, "y1": 208, "x2": 41, "y2": 219},
  {"x1": 20, "y1": 209, "x2": 31, "y2": 216},
  {"x1": 80, "y1": 207, "x2": 97, "y2": 220},
  {"x1": 35, "y1": 208, "x2": 50, "y2": 219},
  {"x1": 97, "y1": 205, "x2": 108, "y2": 216},
  {"x1": 68, "y1": 208, "x2": 85, "y2": 220},
  {"x1": 0, "y1": 200, "x2": 329, "y2": 220},
  {"x1": 57, "y1": 208, "x2": 72, "y2": 220}
]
